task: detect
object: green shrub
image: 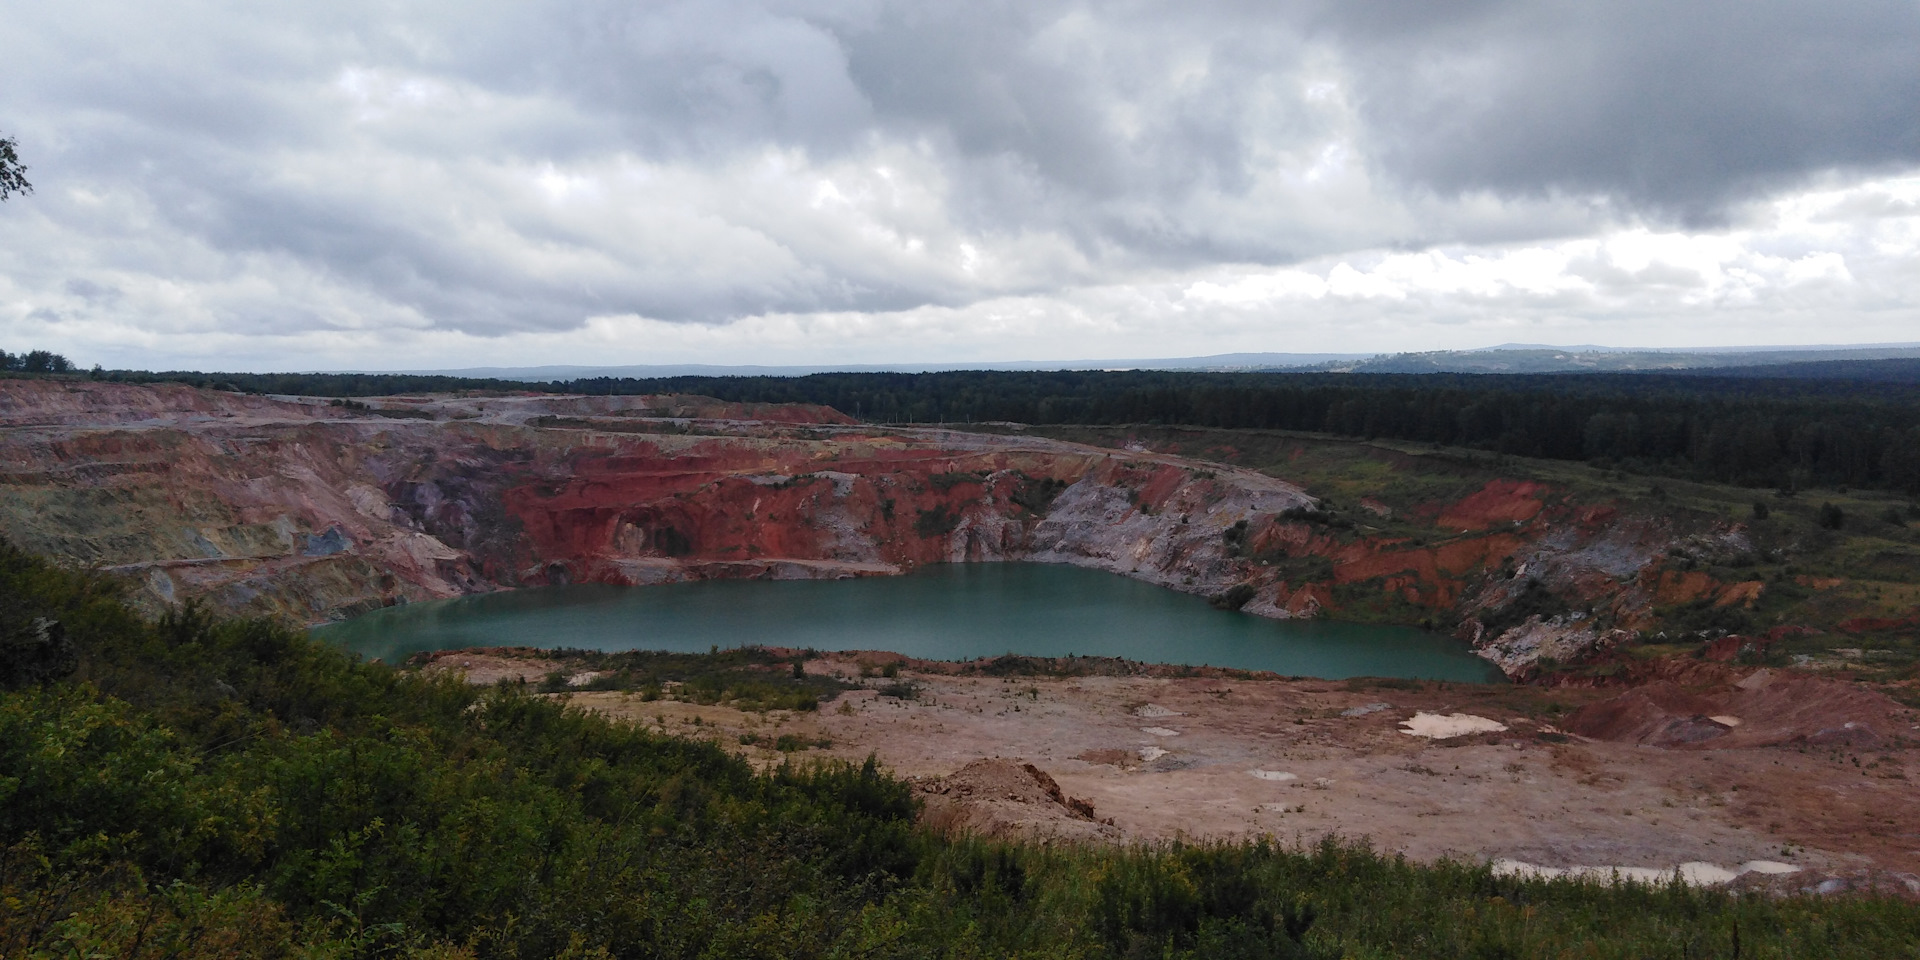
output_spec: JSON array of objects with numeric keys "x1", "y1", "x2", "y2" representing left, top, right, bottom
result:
[
  {"x1": 915, "y1": 504, "x2": 962, "y2": 538},
  {"x1": 877, "y1": 680, "x2": 920, "y2": 700},
  {"x1": 1210, "y1": 583, "x2": 1259, "y2": 611},
  {"x1": 1819, "y1": 502, "x2": 1846, "y2": 529},
  {"x1": 930, "y1": 471, "x2": 985, "y2": 491},
  {"x1": 4, "y1": 540, "x2": 1919, "y2": 958},
  {"x1": 1009, "y1": 474, "x2": 1069, "y2": 513}
]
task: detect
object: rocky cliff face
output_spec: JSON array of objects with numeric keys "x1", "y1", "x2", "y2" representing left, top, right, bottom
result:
[
  {"x1": 2, "y1": 380, "x2": 1764, "y2": 680},
  {"x1": 0, "y1": 381, "x2": 1316, "y2": 626}
]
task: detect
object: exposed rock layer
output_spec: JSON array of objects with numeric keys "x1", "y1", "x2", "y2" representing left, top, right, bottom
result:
[
  {"x1": 1, "y1": 380, "x2": 1769, "y2": 680},
  {"x1": 0, "y1": 381, "x2": 1315, "y2": 627}
]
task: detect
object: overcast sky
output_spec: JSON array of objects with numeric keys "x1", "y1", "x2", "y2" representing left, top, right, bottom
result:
[{"x1": 3, "y1": 0, "x2": 1918, "y2": 371}]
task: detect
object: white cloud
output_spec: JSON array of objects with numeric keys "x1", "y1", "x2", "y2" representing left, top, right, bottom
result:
[{"x1": 1, "y1": 0, "x2": 1917, "y2": 370}]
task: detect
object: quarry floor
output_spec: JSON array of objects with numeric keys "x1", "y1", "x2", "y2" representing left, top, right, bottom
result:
[{"x1": 434, "y1": 652, "x2": 1920, "y2": 893}]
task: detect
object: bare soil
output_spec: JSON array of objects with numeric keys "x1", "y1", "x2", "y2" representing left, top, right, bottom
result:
[
  {"x1": 558, "y1": 656, "x2": 1920, "y2": 892},
  {"x1": 416, "y1": 648, "x2": 568, "y2": 686}
]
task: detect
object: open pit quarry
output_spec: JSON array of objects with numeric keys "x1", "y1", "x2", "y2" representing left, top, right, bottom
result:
[
  {"x1": 6, "y1": 377, "x2": 1919, "y2": 891},
  {"x1": 0, "y1": 379, "x2": 1797, "y2": 680}
]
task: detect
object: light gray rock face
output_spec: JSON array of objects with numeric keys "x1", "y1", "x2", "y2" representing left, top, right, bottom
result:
[
  {"x1": 948, "y1": 507, "x2": 1026, "y2": 562},
  {"x1": 787, "y1": 472, "x2": 892, "y2": 565},
  {"x1": 1466, "y1": 515, "x2": 1672, "y2": 624},
  {"x1": 1472, "y1": 614, "x2": 1632, "y2": 679},
  {"x1": 1025, "y1": 462, "x2": 1314, "y2": 601}
]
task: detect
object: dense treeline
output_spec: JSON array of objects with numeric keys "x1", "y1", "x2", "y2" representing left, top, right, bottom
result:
[
  {"x1": 1673, "y1": 357, "x2": 1920, "y2": 384},
  {"x1": 91, "y1": 367, "x2": 531, "y2": 396},
  {"x1": 561, "y1": 370, "x2": 1920, "y2": 494},
  {"x1": 5, "y1": 544, "x2": 1918, "y2": 957}
]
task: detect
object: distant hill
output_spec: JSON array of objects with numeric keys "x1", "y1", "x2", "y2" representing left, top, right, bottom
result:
[
  {"x1": 405, "y1": 352, "x2": 1373, "y2": 380},
  {"x1": 395, "y1": 343, "x2": 1920, "y2": 379},
  {"x1": 1311, "y1": 345, "x2": 1920, "y2": 375}
]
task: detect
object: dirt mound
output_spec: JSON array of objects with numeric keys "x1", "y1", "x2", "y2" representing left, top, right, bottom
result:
[
  {"x1": 1074, "y1": 748, "x2": 1137, "y2": 767},
  {"x1": 1565, "y1": 670, "x2": 1916, "y2": 749},
  {"x1": 1436, "y1": 479, "x2": 1546, "y2": 531},
  {"x1": 1838, "y1": 610, "x2": 1920, "y2": 634},
  {"x1": 413, "y1": 647, "x2": 565, "y2": 685},
  {"x1": 914, "y1": 758, "x2": 1119, "y2": 842},
  {"x1": 1565, "y1": 684, "x2": 1730, "y2": 745}
]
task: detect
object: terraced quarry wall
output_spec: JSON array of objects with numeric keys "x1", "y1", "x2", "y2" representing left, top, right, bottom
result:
[
  {"x1": 1, "y1": 379, "x2": 1847, "y2": 680},
  {"x1": 0, "y1": 380, "x2": 1306, "y2": 616}
]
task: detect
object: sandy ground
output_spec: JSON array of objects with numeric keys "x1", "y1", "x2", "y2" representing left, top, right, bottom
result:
[
  {"x1": 419, "y1": 651, "x2": 569, "y2": 685},
  {"x1": 428, "y1": 652, "x2": 1920, "y2": 893}
]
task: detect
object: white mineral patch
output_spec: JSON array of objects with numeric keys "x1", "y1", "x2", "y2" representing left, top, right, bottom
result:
[
  {"x1": 347, "y1": 482, "x2": 393, "y2": 520},
  {"x1": 1141, "y1": 727, "x2": 1181, "y2": 737},
  {"x1": 1138, "y1": 746, "x2": 1169, "y2": 762},
  {"x1": 1491, "y1": 859, "x2": 1798, "y2": 886},
  {"x1": 1135, "y1": 704, "x2": 1184, "y2": 717},
  {"x1": 146, "y1": 568, "x2": 176, "y2": 603},
  {"x1": 1249, "y1": 770, "x2": 1297, "y2": 781},
  {"x1": 1709, "y1": 715, "x2": 1743, "y2": 727},
  {"x1": 1400, "y1": 712, "x2": 1509, "y2": 738}
]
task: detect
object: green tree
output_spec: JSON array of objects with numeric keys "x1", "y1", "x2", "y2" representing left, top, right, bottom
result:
[
  {"x1": 20, "y1": 350, "x2": 73, "y2": 373},
  {"x1": 1818, "y1": 501, "x2": 1846, "y2": 530},
  {"x1": 0, "y1": 133, "x2": 30, "y2": 201}
]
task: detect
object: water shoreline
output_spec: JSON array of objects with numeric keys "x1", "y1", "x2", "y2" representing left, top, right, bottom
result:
[{"x1": 317, "y1": 562, "x2": 1502, "y2": 683}]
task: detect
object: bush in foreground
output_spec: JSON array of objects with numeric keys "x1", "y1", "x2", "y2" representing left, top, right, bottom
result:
[{"x1": 1, "y1": 540, "x2": 1915, "y2": 957}]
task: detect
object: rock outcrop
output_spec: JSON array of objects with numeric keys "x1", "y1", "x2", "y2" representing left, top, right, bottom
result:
[
  {"x1": 2, "y1": 379, "x2": 1776, "y2": 681},
  {"x1": 0, "y1": 381, "x2": 1312, "y2": 626}
]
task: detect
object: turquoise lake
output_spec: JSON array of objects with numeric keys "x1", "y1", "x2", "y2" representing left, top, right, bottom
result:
[{"x1": 315, "y1": 562, "x2": 1503, "y2": 682}]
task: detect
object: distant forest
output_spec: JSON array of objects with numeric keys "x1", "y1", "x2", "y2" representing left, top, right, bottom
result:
[
  {"x1": 565, "y1": 367, "x2": 1920, "y2": 495},
  {"x1": 54, "y1": 358, "x2": 1920, "y2": 495}
]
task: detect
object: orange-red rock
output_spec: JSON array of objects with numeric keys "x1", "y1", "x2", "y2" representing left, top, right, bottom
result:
[{"x1": 1436, "y1": 479, "x2": 1547, "y2": 531}]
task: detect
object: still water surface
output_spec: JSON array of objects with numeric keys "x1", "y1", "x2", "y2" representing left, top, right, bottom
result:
[{"x1": 316, "y1": 563, "x2": 1502, "y2": 682}]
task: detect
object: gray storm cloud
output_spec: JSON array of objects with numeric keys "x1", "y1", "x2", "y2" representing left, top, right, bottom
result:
[
  {"x1": 1327, "y1": 0, "x2": 1920, "y2": 221},
  {"x1": 2, "y1": 0, "x2": 1917, "y2": 348}
]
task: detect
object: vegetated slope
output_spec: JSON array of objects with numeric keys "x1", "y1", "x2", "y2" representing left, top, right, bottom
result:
[
  {"x1": 543, "y1": 368, "x2": 1920, "y2": 494},
  {"x1": 6, "y1": 378, "x2": 1919, "y2": 681},
  {"x1": 3, "y1": 544, "x2": 1917, "y2": 959},
  {"x1": 1013, "y1": 423, "x2": 1920, "y2": 685}
]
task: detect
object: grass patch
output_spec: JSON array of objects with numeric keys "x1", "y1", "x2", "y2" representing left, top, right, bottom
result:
[
  {"x1": 520, "y1": 646, "x2": 856, "y2": 711},
  {"x1": 930, "y1": 470, "x2": 987, "y2": 491}
]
